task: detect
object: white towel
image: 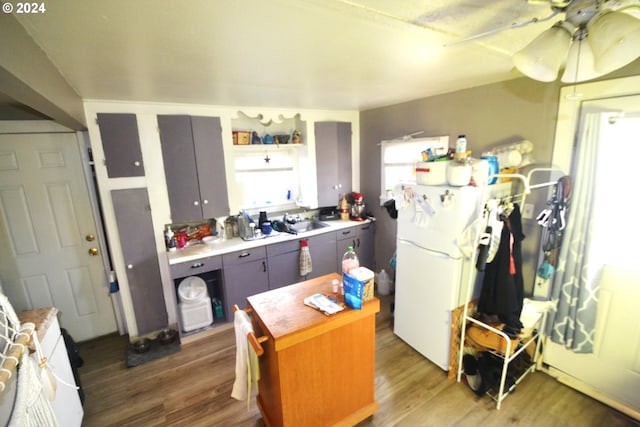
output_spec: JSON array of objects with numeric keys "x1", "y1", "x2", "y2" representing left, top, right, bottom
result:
[
  {"x1": 231, "y1": 310, "x2": 260, "y2": 408},
  {"x1": 299, "y1": 244, "x2": 312, "y2": 276}
]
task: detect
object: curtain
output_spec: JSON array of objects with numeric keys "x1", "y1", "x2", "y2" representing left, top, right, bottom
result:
[{"x1": 544, "y1": 112, "x2": 602, "y2": 353}]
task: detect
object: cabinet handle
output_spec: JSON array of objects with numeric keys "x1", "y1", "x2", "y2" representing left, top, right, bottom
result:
[
  {"x1": 133, "y1": 161, "x2": 141, "y2": 167},
  {"x1": 203, "y1": 199, "x2": 209, "y2": 205},
  {"x1": 191, "y1": 262, "x2": 204, "y2": 269},
  {"x1": 357, "y1": 237, "x2": 361, "y2": 247},
  {"x1": 262, "y1": 261, "x2": 266, "y2": 272},
  {"x1": 127, "y1": 264, "x2": 133, "y2": 269},
  {"x1": 193, "y1": 200, "x2": 200, "y2": 206},
  {"x1": 341, "y1": 230, "x2": 351, "y2": 236},
  {"x1": 361, "y1": 225, "x2": 369, "y2": 230},
  {"x1": 239, "y1": 252, "x2": 250, "y2": 258}
]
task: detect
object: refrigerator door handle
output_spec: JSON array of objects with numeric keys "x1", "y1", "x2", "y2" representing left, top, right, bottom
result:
[{"x1": 398, "y1": 238, "x2": 461, "y2": 260}]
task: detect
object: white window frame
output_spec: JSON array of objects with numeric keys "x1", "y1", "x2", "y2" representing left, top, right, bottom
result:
[{"x1": 379, "y1": 136, "x2": 449, "y2": 204}]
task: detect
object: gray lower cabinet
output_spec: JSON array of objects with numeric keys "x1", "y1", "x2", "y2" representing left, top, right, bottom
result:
[
  {"x1": 96, "y1": 113, "x2": 145, "y2": 178},
  {"x1": 266, "y1": 240, "x2": 301, "y2": 290},
  {"x1": 337, "y1": 227, "x2": 358, "y2": 271},
  {"x1": 266, "y1": 232, "x2": 339, "y2": 288},
  {"x1": 336, "y1": 223, "x2": 375, "y2": 272},
  {"x1": 222, "y1": 246, "x2": 269, "y2": 316},
  {"x1": 111, "y1": 188, "x2": 167, "y2": 335},
  {"x1": 356, "y1": 222, "x2": 375, "y2": 271},
  {"x1": 315, "y1": 121, "x2": 352, "y2": 207},
  {"x1": 307, "y1": 231, "x2": 338, "y2": 279},
  {"x1": 158, "y1": 115, "x2": 229, "y2": 223}
]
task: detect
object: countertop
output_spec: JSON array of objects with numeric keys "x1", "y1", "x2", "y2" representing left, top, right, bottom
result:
[
  {"x1": 247, "y1": 272, "x2": 380, "y2": 352},
  {"x1": 167, "y1": 218, "x2": 373, "y2": 265},
  {"x1": 17, "y1": 307, "x2": 59, "y2": 342}
]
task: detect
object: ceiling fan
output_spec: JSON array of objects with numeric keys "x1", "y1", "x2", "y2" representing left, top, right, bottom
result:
[
  {"x1": 333, "y1": 0, "x2": 640, "y2": 83},
  {"x1": 450, "y1": 0, "x2": 640, "y2": 83}
]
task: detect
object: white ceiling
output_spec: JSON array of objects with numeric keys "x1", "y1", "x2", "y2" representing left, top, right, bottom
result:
[{"x1": 13, "y1": 0, "x2": 561, "y2": 111}]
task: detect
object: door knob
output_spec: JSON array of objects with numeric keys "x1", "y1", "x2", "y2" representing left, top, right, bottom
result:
[
  {"x1": 88, "y1": 247, "x2": 99, "y2": 256},
  {"x1": 86, "y1": 234, "x2": 95, "y2": 242}
]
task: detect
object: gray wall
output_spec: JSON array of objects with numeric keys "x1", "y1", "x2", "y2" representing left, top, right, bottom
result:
[
  {"x1": 360, "y1": 77, "x2": 561, "y2": 295},
  {"x1": 360, "y1": 59, "x2": 640, "y2": 296}
]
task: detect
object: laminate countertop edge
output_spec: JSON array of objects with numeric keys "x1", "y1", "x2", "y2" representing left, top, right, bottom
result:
[
  {"x1": 17, "y1": 307, "x2": 59, "y2": 343},
  {"x1": 167, "y1": 218, "x2": 374, "y2": 265}
]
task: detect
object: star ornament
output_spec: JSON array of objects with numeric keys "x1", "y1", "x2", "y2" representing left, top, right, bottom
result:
[{"x1": 264, "y1": 154, "x2": 271, "y2": 164}]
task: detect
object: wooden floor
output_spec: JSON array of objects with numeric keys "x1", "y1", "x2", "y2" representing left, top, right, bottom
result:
[{"x1": 78, "y1": 296, "x2": 638, "y2": 427}]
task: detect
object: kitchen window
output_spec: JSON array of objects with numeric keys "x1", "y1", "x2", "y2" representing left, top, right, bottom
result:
[
  {"x1": 380, "y1": 136, "x2": 448, "y2": 203},
  {"x1": 234, "y1": 150, "x2": 299, "y2": 209}
]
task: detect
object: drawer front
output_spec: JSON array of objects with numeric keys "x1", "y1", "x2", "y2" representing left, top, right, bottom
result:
[
  {"x1": 336, "y1": 228, "x2": 355, "y2": 240},
  {"x1": 170, "y1": 255, "x2": 222, "y2": 279},
  {"x1": 266, "y1": 239, "x2": 301, "y2": 257},
  {"x1": 222, "y1": 246, "x2": 267, "y2": 267}
]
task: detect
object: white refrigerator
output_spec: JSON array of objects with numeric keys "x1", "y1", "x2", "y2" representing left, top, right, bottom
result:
[{"x1": 393, "y1": 184, "x2": 482, "y2": 371}]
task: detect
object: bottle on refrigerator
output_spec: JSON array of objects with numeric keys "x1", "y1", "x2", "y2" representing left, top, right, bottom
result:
[{"x1": 456, "y1": 134, "x2": 468, "y2": 154}]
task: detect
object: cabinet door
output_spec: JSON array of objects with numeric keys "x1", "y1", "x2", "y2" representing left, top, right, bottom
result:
[
  {"x1": 222, "y1": 258, "x2": 269, "y2": 316},
  {"x1": 191, "y1": 116, "x2": 229, "y2": 218},
  {"x1": 96, "y1": 113, "x2": 145, "y2": 178},
  {"x1": 158, "y1": 115, "x2": 202, "y2": 223},
  {"x1": 268, "y1": 250, "x2": 301, "y2": 290},
  {"x1": 307, "y1": 232, "x2": 338, "y2": 279},
  {"x1": 315, "y1": 122, "x2": 352, "y2": 207},
  {"x1": 112, "y1": 189, "x2": 168, "y2": 335},
  {"x1": 158, "y1": 115, "x2": 229, "y2": 223},
  {"x1": 356, "y1": 223, "x2": 376, "y2": 271}
]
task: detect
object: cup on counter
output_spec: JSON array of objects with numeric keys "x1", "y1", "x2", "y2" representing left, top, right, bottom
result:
[{"x1": 261, "y1": 221, "x2": 273, "y2": 235}]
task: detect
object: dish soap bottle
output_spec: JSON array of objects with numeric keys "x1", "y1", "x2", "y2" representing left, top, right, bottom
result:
[{"x1": 339, "y1": 193, "x2": 350, "y2": 221}]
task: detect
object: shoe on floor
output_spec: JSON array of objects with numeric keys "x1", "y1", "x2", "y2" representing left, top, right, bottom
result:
[{"x1": 463, "y1": 354, "x2": 484, "y2": 395}]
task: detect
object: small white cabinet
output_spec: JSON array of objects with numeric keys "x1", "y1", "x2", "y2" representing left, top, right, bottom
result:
[{"x1": 40, "y1": 317, "x2": 84, "y2": 427}]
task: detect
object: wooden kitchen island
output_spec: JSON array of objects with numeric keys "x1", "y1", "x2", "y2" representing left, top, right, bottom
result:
[{"x1": 246, "y1": 272, "x2": 380, "y2": 427}]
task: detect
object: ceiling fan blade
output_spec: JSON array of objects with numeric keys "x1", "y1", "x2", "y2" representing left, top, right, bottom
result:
[{"x1": 444, "y1": 8, "x2": 562, "y2": 47}]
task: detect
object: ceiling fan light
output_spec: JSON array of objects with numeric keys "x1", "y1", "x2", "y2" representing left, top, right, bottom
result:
[
  {"x1": 513, "y1": 22, "x2": 573, "y2": 82},
  {"x1": 588, "y1": 11, "x2": 640, "y2": 74},
  {"x1": 561, "y1": 38, "x2": 603, "y2": 83}
]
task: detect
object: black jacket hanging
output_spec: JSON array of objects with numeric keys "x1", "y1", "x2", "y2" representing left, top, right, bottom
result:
[{"x1": 477, "y1": 204, "x2": 525, "y2": 335}]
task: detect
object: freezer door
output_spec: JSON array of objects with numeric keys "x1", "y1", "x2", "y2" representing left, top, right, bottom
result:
[
  {"x1": 396, "y1": 185, "x2": 481, "y2": 257},
  {"x1": 393, "y1": 239, "x2": 464, "y2": 371}
]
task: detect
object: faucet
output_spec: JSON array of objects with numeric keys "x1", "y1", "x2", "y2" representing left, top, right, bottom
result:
[{"x1": 283, "y1": 213, "x2": 301, "y2": 224}]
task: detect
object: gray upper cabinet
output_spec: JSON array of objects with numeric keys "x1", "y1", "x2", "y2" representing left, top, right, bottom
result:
[
  {"x1": 315, "y1": 121, "x2": 352, "y2": 207},
  {"x1": 96, "y1": 113, "x2": 145, "y2": 178},
  {"x1": 158, "y1": 115, "x2": 229, "y2": 223},
  {"x1": 111, "y1": 188, "x2": 168, "y2": 335}
]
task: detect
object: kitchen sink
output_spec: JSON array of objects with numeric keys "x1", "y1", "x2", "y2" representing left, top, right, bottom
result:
[{"x1": 288, "y1": 220, "x2": 330, "y2": 234}]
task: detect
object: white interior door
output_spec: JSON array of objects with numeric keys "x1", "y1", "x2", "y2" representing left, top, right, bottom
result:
[
  {"x1": 545, "y1": 91, "x2": 640, "y2": 418},
  {"x1": 0, "y1": 124, "x2": 117, "y2": 341}
]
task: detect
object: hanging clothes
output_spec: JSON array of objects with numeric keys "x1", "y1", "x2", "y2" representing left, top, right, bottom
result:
[{"x1": 477, "y1": 204, "x2": 525, "y2": 337}]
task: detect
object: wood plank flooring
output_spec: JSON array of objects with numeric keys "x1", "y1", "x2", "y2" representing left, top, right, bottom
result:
[{"x1": 78, "y1": 296, "x2": 638, "y2": 427}]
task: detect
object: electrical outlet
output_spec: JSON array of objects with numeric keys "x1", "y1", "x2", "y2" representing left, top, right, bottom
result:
[{"x1": 522, "y1": 203, "x2": 535, "y2": 219}]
